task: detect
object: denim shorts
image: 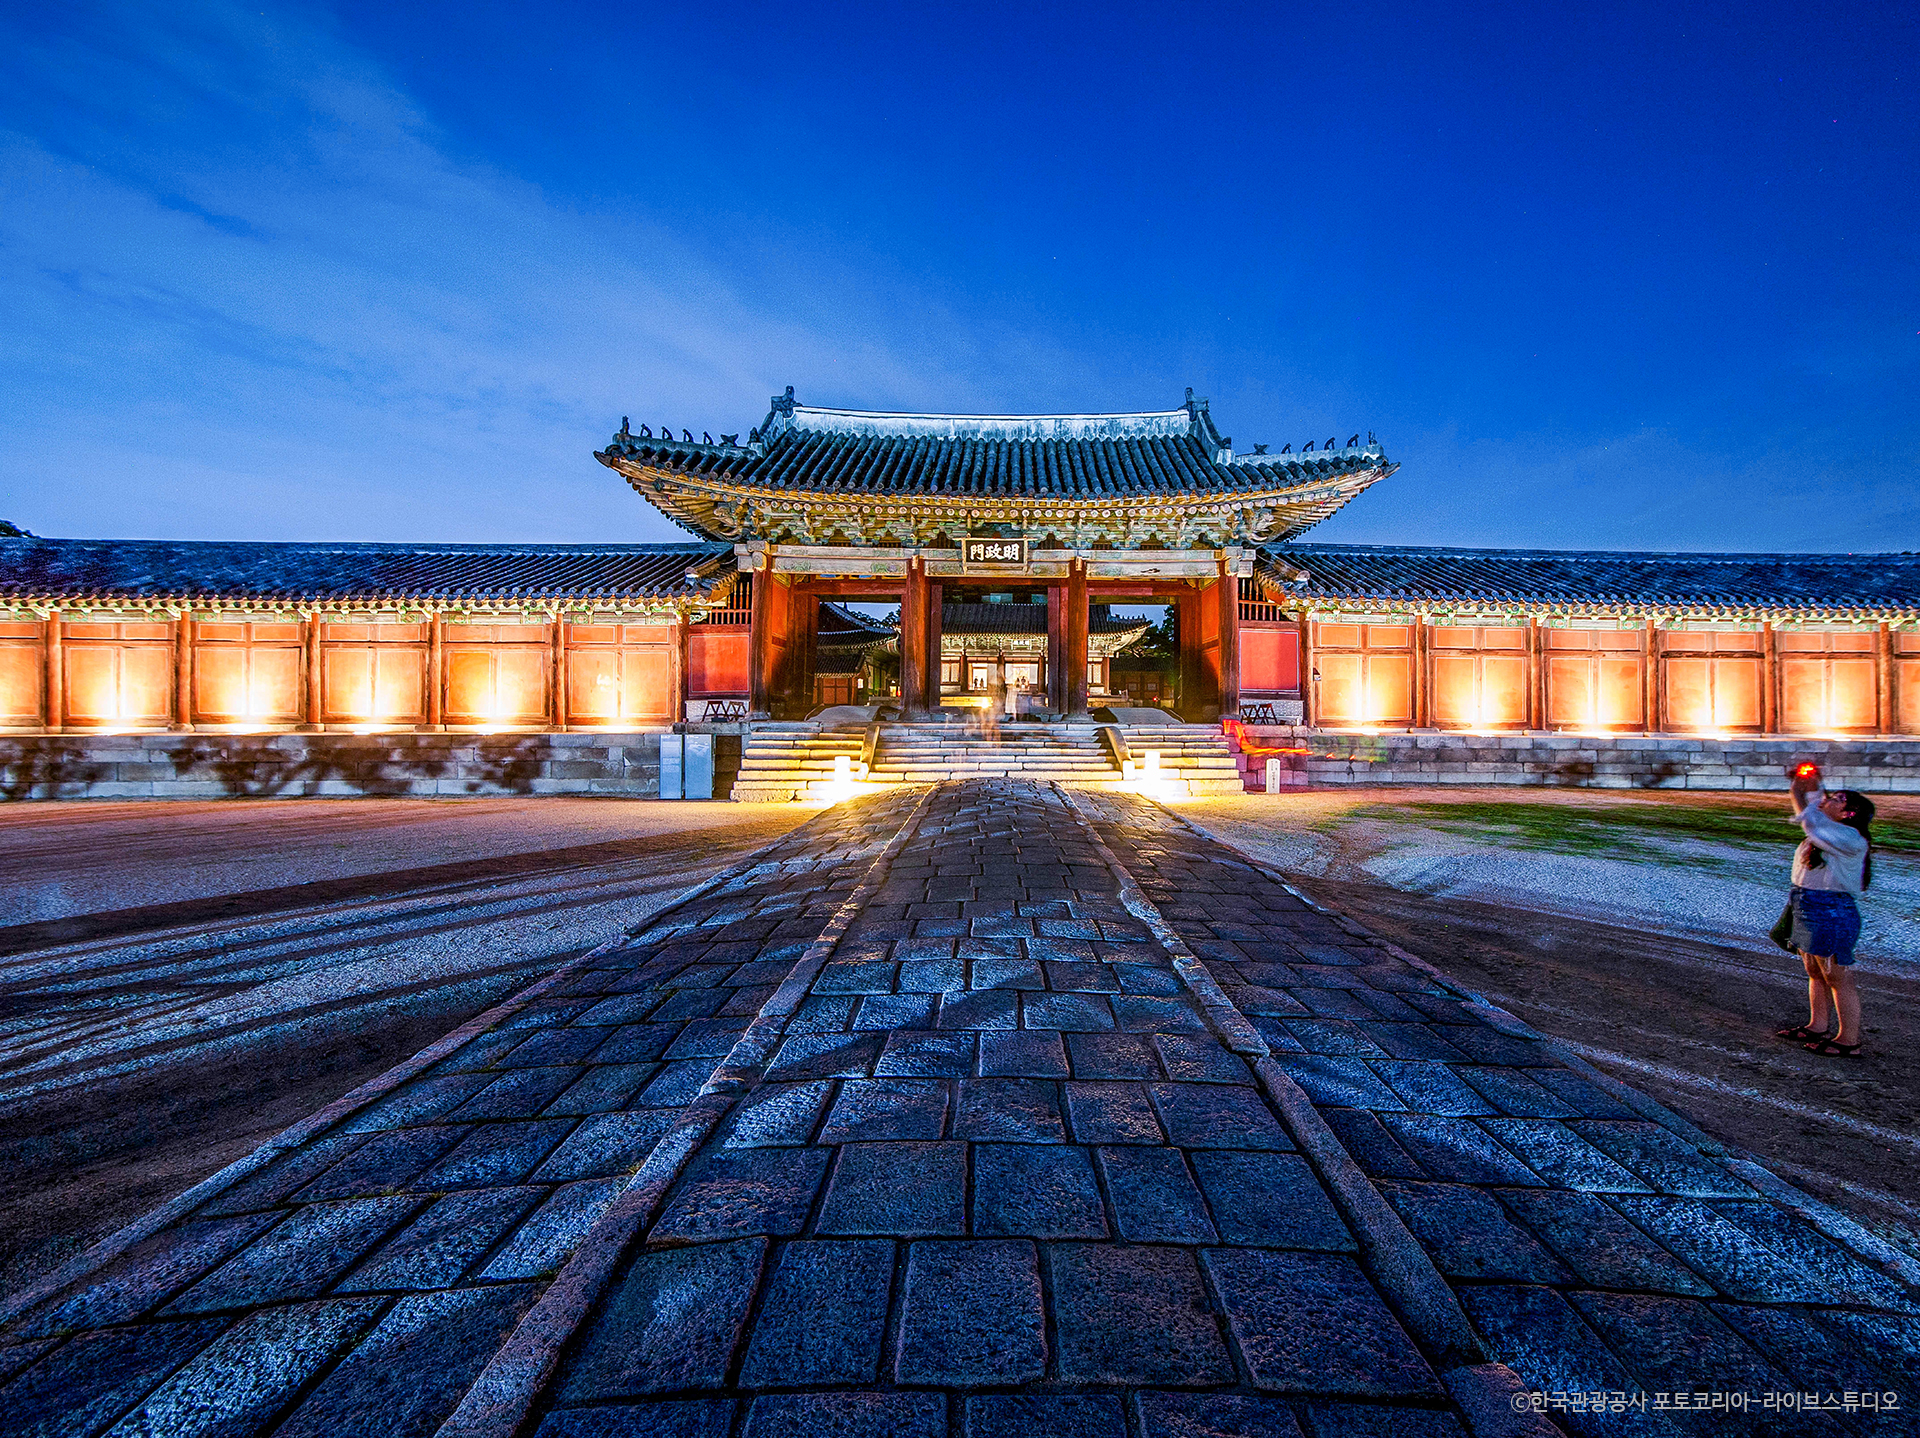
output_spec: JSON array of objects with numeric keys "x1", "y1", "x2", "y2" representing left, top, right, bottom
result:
[{"x1": 1790, "y1": 887, "x2": 1861, "y2": 965}]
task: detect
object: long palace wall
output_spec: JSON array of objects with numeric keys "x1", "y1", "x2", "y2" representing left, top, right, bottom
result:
[
  {"x1": 1290, "y1": 614, "x2": 1920, "y2": 736},
  {"x1": 0, "y1": 612, "x2": 752, "y2": 734}
]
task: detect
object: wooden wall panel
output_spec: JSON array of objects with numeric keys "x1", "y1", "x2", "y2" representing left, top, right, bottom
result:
[
  {"x1": 0, "y1": 641, "x2": 43, "y2": 720},
  {"x1": 687, "y1": 627, "x2": 750, "y2": 696},
  {"x1": 62, "y1": 643, "x2": 172, "y2": 725},
  {"x1": 328, "y1": 647, "x2": 427, "y2": 724},
  {"x1": 1543, "y1": 630, "x2": 1645, "y2": 729},
  {"x1": 1239, "y1": 625, "x2": 1300, "y2": 693}
]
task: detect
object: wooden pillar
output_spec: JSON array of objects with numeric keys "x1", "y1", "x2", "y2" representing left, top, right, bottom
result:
[
  {"x1": 304, "y1": 614, "x2": 324, "y2": 730},
  {"x1": 1067, "y1": 559, "x2": 1090, "y2": 718},
  {"x1": 748, "y1": 566, "x2": 772, "y2": 716},
  {"x1": 670, "y1": 615, "x2": 688, "y2": 725},
  {"x1": 1218, "y1": 563, "x2": 1241, "y2": 720},
  {"x1": 1412, "y1": 614, "x2": 1431, "y2": 729},
  {"x1": 1876, "y1": 621, "x2": 1893, "y2": 735},
  {"x1": 1644, "y1": 617, "x2": 1663, "y2": 734},
  {"x1": 795, "y1": 594, "x2": 820, "y2": 713},
  {"x1": 1046, "y1": 586, "x2": 1065, "y2": 714},
  {"x1": 172, "y1": 612, "x2": 194, "y2": 731},
  {"x1": 43, "y1": 611, "x2": 62, "y2": 732},
  {"x1": 1760, "y1": 621, "x2": 1778, "y2": 734},
  {"x1": 1526, "y1": 618, "x2": 1544, "y2": 731},
  {"x1": 426, "y1": 612, "x2": 444, "y2": 729},
  {"x1": 901, "y1": 558, "x2": 929, "y2": 717},
  {"x1": 1301, "y1": 617, "x2": 1317, "y2": 728},
  {"x1": 925, "y1": 582, "x2": 943, "y2": 712},
  {"x1": 1175, "y1": 589, "x2": 1201, "y2": 720},
  {"x1": 551, "y1": 612, "x2": 569, "y2": 731}
]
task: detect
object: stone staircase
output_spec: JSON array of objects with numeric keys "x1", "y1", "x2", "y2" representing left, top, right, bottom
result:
[
  {"x1": 733, "y1": 719, "x2": 1250, "y2": 802},
  {"x1": 1116, "y1": 723, "x2": 1250, "y2": 796},
  {"x1": 730, "y1": 722, "x2": 875, "y2": 803},
  {"x1": 870, "y1": 723, "x2": 1117, "y2": 785}
]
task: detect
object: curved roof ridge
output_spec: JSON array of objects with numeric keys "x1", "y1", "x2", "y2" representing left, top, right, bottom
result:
[{"x1": 786, "y1": 406, "x2": 1194, "y2": 442}]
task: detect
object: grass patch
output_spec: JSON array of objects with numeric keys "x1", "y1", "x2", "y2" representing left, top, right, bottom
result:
[{"x1": 1348, "y1": 799, "x2": 1920, "y2": 860}]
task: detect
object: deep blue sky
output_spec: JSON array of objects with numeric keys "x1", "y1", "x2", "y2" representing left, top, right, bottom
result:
[{"x1": 2, "y1": 1, "x2": 1915, "y2": 552}]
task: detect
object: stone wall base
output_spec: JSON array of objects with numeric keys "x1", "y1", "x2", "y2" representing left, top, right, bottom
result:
[
  {"x1": 1237, "y1": 728, "x2": 1920, "y2": 792},
  {"x1": 0, "y1": 732, "x2": 700, "y2": 801}
]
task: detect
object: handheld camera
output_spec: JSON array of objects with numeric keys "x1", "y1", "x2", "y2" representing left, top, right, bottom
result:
[{"x1": 1791, "y1": 760, "x2": 1822, "y2": 791}]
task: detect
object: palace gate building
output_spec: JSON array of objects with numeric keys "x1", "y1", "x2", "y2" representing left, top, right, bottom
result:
[{"x1": 4, "y1": 390, "x2": 1919, "y2": 753}]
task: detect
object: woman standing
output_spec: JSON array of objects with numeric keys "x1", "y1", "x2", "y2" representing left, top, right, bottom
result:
[{"x1": 1775, "y1": 767, "x2": 1875, "y2": 1058}]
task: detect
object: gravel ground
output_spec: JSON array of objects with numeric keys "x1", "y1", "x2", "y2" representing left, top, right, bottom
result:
[
  {"x1": 1181, "y1": 787, "x2": 1920, "y2": 1255},
  {"x1": 0, "y1": 797, "x2": 810, "y2": 1295}
]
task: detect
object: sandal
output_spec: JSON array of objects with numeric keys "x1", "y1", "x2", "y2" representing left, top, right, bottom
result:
[
  {"x1": 1774, "y1": 1024, "x2": 1827, "y2": 1043},
  {"x1": 1802, "y1": 1038, "x2": 1863, "y2": 1059}
]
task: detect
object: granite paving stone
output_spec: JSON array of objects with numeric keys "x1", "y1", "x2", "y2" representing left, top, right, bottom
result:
[
  {"x1": 562, "y1": 1238, "x2": 769, "y2": 1399},
  {"x1": 974, "y1": 1143, "x2": 1109, "y2": 1238},
  {"x1": 1457, "y1": 1286, "x2": 1679, "y2": 1438},
  {"x1": 818, "y1": 1078, "x2": 950, "y2": 1142},
  {"x1": 1149, "y1": 1083, "x2": 1294, "y2": 1149},
  {"x1": 719, "y1": 1080, "x2": 835, "y2": 1147},
  {"x1": 895, "y1": 1240, "x2": 1047, "y2": 1385},
  {"x1": 1610, "y1": 1195, "x2": 1834, "y2": 1303},
  {"x1": 653, "y1": 1147, "x2": 833, "y2": 1242},
  {"x1": 1097, "y1": 1146, "x2": 1217, "y2": 1243},
  {"x1": 1370, "y1": 1060, "x2": 1499, "y2": 1116},
  {"x1": 272, "y1": 1285, "x2": 539, "y2": 1438},
  {"x1": 742, "y1": 1392, "x2": 945, "y2": 1438},
  {"x1": 968, "y1": 1393, "x2": 1128, "y2": 1438},
  {"x1": 1570, "y1": 1121, "x2": 1756, "y2": 1198},
  {"x1": 164, "y1": 1197, "x2": 419, "y2": 1313},
  {"x1": 1271, "y1": 1054, "x2": 1407, "y2": 1110},
  {"x1": 411, "y1": 1117, "x2": 578, "y2": 1189},
  {"x1": 1378, "y1": 1181, "x2": 1567, "y2": 1282},
  {"x1": 0, "y1": 1319, "x2": 231, "y2": 1438},
  {"x1": 480, "y1": 1178, "x2": 625, "y2": 1279},
  {"x1": 1064, "y1": 1081, "x2": 1166, "y2": 1144},
  {"x1": 536, "y1": 1399, "x2": 734, "y2": 1437},
  {"x1": 1476, "y1": 1118, "x2": 1654, "y2": 1193},
  {"x1": 101, "y1": 1299, "x2": 387, "y2": 1437},
  {"x1": 739, "y1": 1240, "x2": 894, "y2": 1387},
  {"x1": 1065, "y1": 1033, "x2": 1164, "y2": 1079},
  {"x1": 955, "y1": 1078, "x2": 1068, "y2": 1141},
  {"x1": 533, "y1": 1109, "x2": 679, "y2": 1181},
  {"x1": 1137, "y1": 1391, "x2": 1307, "y2": 1438},
  {"x1": 1203, "y1": 1249, "x2": 1440, "y2": 1396},
  {"x1": 1050, "y1": 1243, "x2": 1234, "y2": 1385},
  {"x1": 979, "y1": 1028, "x2": 1070, "y2": 1077},
  {"x1": 816, "y1": 1142, "x2": 968, "y2": 1236},
  {"x1": 295, "y1": 1125, "x2": 468, "y2": 1200},
  {"x1": 1376, "y1": 1114, "x2": 1540, "y2": 1185},
  {"x1": 1565, "y1": 1294, "x2": 1811, "y2": 1436},
  {"x1": 875, "y1": 1031, "x2": 976, "y2": 1077},
  {"x1": 338, "y1": 1186, "x2": 543, "y2": 1291},
  {"x1": 1192, "y1": 1151, "x2": 1354, "y2": 1251}
]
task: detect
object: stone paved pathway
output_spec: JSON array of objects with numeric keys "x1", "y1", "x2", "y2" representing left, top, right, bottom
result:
[{"x1": 2, "y1": 780, "x2": 1916, "y2": 1438}]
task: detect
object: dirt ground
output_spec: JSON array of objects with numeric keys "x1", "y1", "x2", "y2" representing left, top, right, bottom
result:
[
  {"x1": 1186, "y1": 787, "x2": 1920, "y2": 1256},
  {"x1": 0, "y1": 800, "x2": 809, "y2": 1297}
]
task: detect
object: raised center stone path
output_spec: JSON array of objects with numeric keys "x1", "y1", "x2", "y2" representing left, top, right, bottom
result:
[{"x1": 3, "y1": 781, "x2": 1916, "y2": 1438}]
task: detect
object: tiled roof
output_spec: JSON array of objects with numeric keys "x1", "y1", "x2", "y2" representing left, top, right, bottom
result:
[
  {"x1": 941, "y1": 603, "x2": 1147, "y2": 636},
  {"x1": 597, "y1": 392, "x2": 1392, "y2": 543},
  {"x1": 0, "y1": 538, "x2": 737, "y2": 606},
  {"x1": 1265, "y1": 543, "x2": 1920, "y2": 618}
]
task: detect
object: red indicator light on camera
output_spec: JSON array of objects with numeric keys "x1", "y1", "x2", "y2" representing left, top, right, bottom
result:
[{"x1": 1795, "y1": 763, "x2": 1818, "y2": 778}]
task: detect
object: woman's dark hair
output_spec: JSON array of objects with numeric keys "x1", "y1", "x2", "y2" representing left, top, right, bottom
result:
[
  {"x1": 1840, "y1": 790, "x2": 1876, "y2": 890},
  {"x1": 1808, "y1": 790, "x2": 1876, "y2": 888}
]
